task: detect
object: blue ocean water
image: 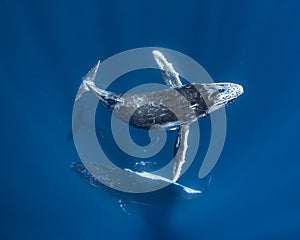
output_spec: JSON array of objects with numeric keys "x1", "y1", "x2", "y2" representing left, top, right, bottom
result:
[{"x1": 1, "y1": 0, "x2": 299, "y2": 239}]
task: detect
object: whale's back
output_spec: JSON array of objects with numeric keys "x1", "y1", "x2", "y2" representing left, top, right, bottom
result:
[{"x1": 111, "y1": 84, "x2": 208, "y2": 129}]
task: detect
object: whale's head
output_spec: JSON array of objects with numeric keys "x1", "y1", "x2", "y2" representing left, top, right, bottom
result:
[{"x1": 195, "y1": 83, "x2": 244, "y2": 114}]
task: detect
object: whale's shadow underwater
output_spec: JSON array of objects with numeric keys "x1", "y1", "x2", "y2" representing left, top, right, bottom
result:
[{"x1": 71, "y1": 50, "x2": 243, "y2": 212}]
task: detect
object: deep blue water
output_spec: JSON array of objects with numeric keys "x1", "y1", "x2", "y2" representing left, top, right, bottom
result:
[{"x1": 1, "y1": 0, "x2": 300, "y2": 239}]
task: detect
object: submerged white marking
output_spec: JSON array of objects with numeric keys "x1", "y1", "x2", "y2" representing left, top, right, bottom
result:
[
  {"x1": 118, "y1": 199, "x2": 130, "y2": 215},
  {"x1": 125, "y1": 168, "x2": 201, "y2": 194}
]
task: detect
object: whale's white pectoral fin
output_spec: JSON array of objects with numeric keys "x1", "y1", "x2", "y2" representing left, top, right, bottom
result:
[
  {"x1": 152, "y1": 50, "x2": 182, "y2": 88},
  {"x1": 75, "y1": 60, "x2": 100, "y2": 102},
  {"x1": 124, "y1": 168, "x2": 201, "y2": 194},
  {"x1": 172, "y1": 124, "x2": 190, "y2": 182},
  {"x1": 152, "y1": 50, "x2": 191, "y2": 182}
]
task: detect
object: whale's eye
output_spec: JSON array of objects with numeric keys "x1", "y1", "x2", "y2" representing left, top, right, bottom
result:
[{"x1": 219, "y1": 89, "x2": 225, "y2": 93}]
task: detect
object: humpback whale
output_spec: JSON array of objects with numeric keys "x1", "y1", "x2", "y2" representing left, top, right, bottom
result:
[
  {"x1": 71, "y1": 161, "x2": 202, "y2": 213},
  {"x1": 75, "y1": 50, "x2": 243, "y2": 182}
]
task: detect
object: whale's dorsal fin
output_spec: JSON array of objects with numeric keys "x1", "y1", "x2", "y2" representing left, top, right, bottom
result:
[
  {"x1": 152, "y1": 50, "x2": 189, "y2": 182},
  {"x1": 152, "y1": 50, "x2": 182, "y2": 88}
]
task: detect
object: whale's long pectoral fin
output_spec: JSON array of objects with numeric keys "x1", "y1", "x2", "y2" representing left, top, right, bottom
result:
[
  {"x1": 152, "y1": 50, "x2": 190, "y2": 182},
  {"x1": 172, "y1": 124, "x2": 190, "y2": 182},
  {"x1": 152, "y1": 50, "x2": 182, "y2": 88},
  {"x1": 124, "y1": 168, "x2": 201, "y2": 194}
]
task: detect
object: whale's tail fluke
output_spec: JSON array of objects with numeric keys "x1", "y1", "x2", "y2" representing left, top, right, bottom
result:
[{"x1": 75, "y1": 61, "x2": 100, "y2": 102}]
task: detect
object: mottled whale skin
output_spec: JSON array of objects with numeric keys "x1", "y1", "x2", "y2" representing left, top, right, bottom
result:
[
  {"x1": 74, "y1": 50, "x2": 244, "y2": 183},
  {"x1": 76, "y1": 64, "x2": 243, "y2": 130}
]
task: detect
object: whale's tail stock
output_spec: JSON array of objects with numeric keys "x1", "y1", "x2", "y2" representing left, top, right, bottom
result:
[{"x1": 75, "y1": 61, "x2": 100, "y2": 102}]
